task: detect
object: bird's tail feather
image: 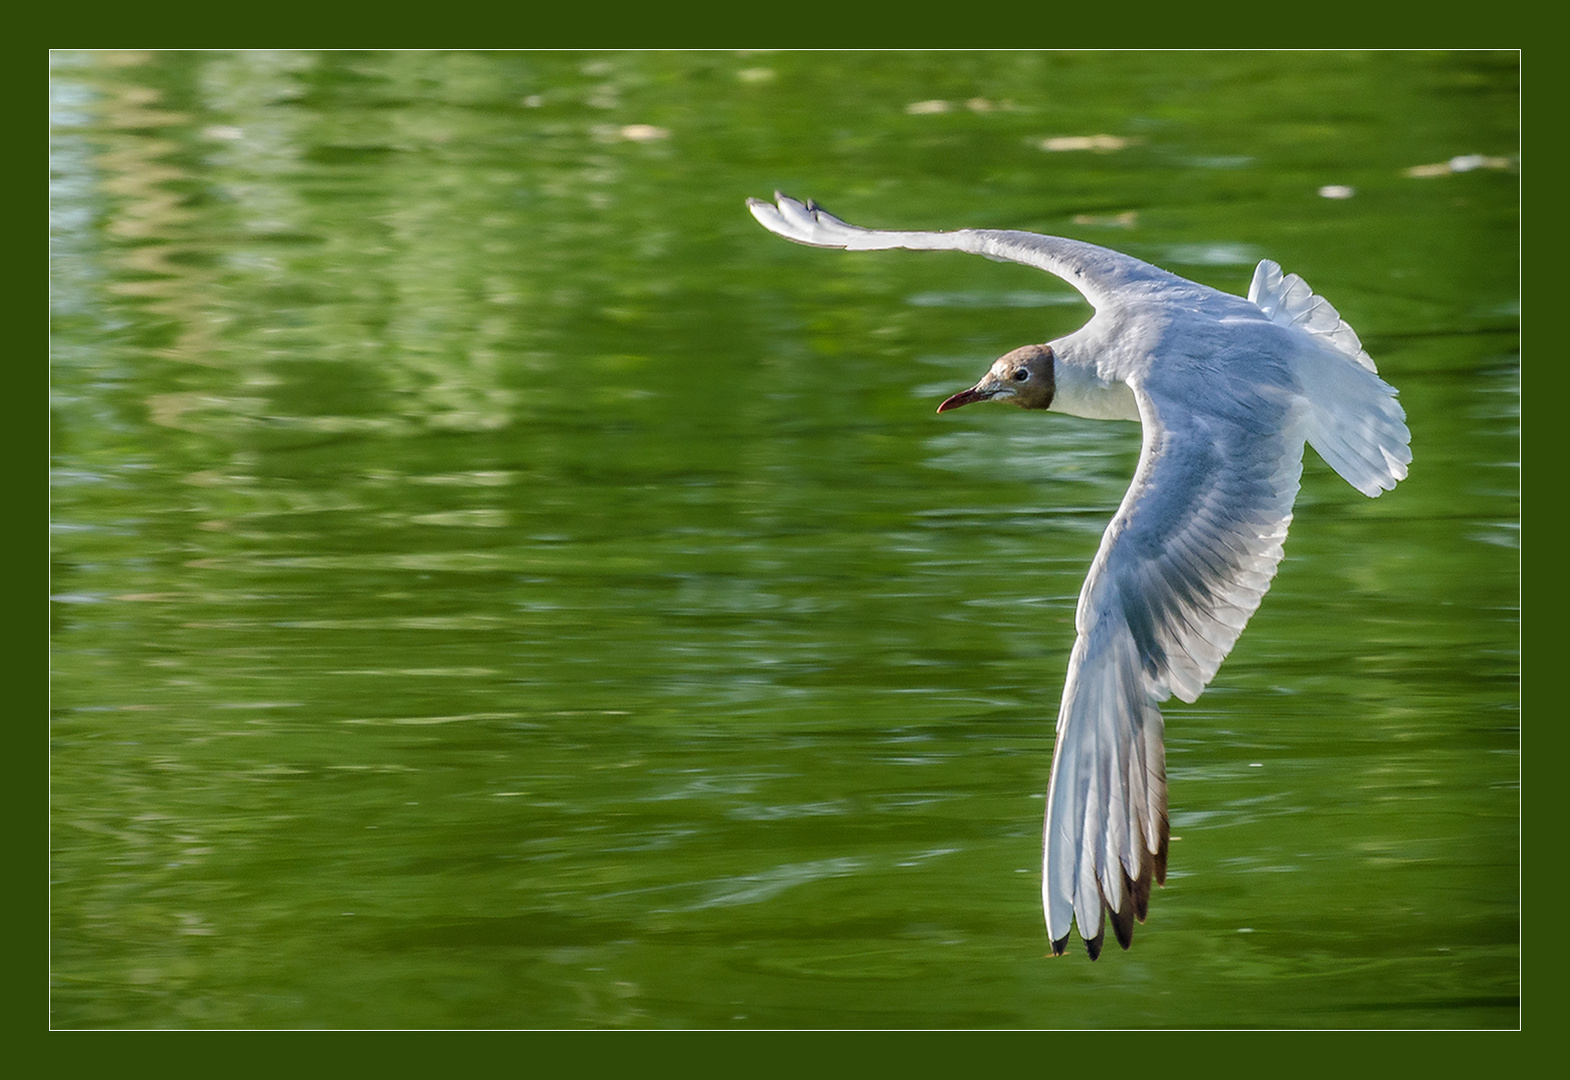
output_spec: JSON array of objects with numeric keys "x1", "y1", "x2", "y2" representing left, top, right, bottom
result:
[{"x1": 1249, "y1": 260, "x2": 1412, "y2": 497}]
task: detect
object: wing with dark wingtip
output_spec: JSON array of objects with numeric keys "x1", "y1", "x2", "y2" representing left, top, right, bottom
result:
[{"x1": 1043, "y1": 372, "x2": 1306, "y2": 955}]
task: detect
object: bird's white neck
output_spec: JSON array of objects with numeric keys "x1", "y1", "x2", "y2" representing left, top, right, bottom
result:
[{"x1": 1050, "y1": 350, "x2": 1140, "y2": 421}]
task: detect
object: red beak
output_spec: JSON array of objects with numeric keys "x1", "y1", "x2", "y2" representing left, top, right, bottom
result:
[{"x1": 937, "y1": 386, "x2": 993, "y2": 413}]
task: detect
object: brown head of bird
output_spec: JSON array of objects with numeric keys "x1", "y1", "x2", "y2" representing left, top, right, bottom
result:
[{"x1": 937, "y1": 344, "x2": 1057, "y2": 413}]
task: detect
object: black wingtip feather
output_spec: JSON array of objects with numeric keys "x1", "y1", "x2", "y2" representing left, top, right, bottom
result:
[
  {"x1": 1132, "y1": 861, "x2": 1154, "y2": 923},
  {"x1": 1110, "y1": 899, "x2": 1135, "y2": 951},
  {"x1": 1085, "y1": 927, "x2": 1105, "y2": 960},
  {"x1": 1111, "y1": 904, "x2": 1136, "y2": 948},
  {"x1": 1051, "y1": 934, "x2": 1069, "y2": 957},
  {"x1": 1155, "y1": 823, "x2": 1170, "y2": 886}
]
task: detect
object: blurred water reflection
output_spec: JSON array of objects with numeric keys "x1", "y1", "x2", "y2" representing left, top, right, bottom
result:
[{"x1": 51, "y1": 50, "x2": 1517, "y2": 1028}]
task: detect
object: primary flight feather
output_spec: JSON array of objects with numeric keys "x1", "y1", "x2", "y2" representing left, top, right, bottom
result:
[{"x1": 747, "y1": 192, "x2": 1411, "y2": 958}]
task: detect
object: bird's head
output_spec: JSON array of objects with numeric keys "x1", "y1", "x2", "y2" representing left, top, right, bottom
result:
[{"x1": 936, "y1": 344, "x2": 1056, "y2": 413}]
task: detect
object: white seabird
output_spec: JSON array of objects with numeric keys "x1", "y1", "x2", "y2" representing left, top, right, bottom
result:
[{"x1": 747, "y1": 192, "x2": 1412, "y2": 958}]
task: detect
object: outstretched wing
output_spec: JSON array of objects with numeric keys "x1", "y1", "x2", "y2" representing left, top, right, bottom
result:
[
  {"x1": 747, "y1": 192, "x2": 1173, "y2": 312},
  {"x1": 1043, "y1": 372, "x2": 1308, "y2": 957}
]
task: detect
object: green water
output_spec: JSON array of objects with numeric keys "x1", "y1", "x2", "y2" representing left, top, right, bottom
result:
[{"x1": 49, "y1": 50, "x2": 1518, "y2": 1028}]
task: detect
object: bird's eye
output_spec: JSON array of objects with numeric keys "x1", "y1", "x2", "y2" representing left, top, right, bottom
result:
[{"x1": 1012, "y1": 369, "x2": 1030, "y2": 382}]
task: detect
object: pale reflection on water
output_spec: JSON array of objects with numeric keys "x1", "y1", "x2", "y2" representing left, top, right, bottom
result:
[{"x1": 51, "y1": 50, "x2": 1517, "y2": 1028}]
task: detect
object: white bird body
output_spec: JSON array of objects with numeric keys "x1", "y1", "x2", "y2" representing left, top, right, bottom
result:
[{"x1": 747, "y1": 193, "x2": 1411, "y2": 958}]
